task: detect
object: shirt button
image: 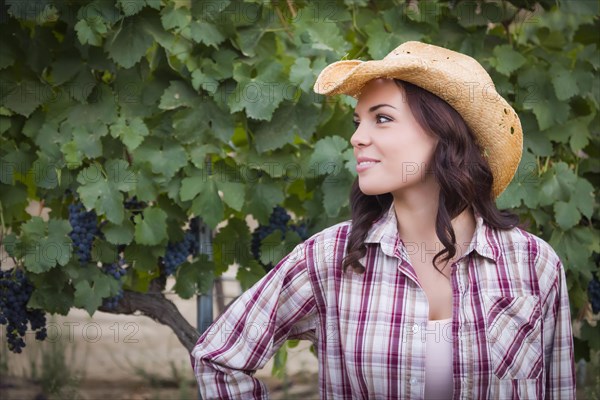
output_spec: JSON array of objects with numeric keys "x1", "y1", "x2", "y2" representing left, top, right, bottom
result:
[{"x1": 410, "y1": 378, "x2": 418, "y2": 384}]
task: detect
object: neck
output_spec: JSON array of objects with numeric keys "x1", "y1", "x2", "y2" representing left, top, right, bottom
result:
[{"x1": 392, "y1": 187, "x2": 476, "y2": 265}]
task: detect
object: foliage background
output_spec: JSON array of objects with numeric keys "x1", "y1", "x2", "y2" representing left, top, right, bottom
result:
[{"x1": 0, "y1": 0, "x2": 598, "y2": 381}]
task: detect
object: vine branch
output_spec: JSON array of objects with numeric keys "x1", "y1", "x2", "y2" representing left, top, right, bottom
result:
[{"x1": 98, "y1": 278, "x2": 200, "y2": 353}]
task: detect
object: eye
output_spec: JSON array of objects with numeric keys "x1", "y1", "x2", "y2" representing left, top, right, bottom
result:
[{"x1": 375, "y1": 114, "x2": 392, "y2": 124}]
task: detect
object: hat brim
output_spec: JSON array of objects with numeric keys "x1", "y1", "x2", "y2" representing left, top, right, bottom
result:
[{"x1": 313, "y1": 56, "x2": 428, "y2": 98}]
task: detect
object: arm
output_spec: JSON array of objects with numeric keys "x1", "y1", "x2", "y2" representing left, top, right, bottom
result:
[
  {"x1": 190, "y1": 242, "x2": 318, "y2": 400},
  {"x1": 543, "y1": 260, "x2": 576, "y2": 399}
]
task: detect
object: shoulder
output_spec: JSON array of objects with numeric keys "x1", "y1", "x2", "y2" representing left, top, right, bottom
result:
[
  {"x1": 500, "y1": 225, "x2": 561, "y2": 265},
  {"x1": 293, "y1": 219, "x2": 353, "y2": 272},
  {"x1": 304, "y1": 219, "x2": 353, "y2": 245},
  {"x1": 486, "y1": 223, "x2": 563, "y2": 294}
]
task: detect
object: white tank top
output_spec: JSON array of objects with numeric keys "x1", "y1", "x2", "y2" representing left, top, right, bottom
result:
[{"x1": 424, "y1": 317, "x2": 454, "y2": 400}]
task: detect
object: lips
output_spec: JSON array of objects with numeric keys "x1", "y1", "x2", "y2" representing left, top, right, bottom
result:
[{"x1": 356, "y1": 157, "x2": 380, "y2": 172}]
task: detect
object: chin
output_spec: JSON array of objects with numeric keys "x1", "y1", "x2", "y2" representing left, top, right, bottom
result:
[{"x1": 358, "y1": 182, "x2": 390, "y2": 196}]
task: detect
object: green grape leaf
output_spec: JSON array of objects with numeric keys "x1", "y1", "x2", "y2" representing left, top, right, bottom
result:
[
  {"x1": 189, "y1": 144, "x2": 222, "y2": 169},
  {"x1": 215, "y1": 180, "x2": 245, "y2": 212},
  {"x1": 124, "y1": 244, "x2": 161, "y2": 272},
  {"x1": 70, "y1": 123, "x2": 105, "y2": 159},
  {"x1": 172, "y1": 97, "x2": 235, "y2": 144},
  {"x1": 191, "y1": 69, "x2": 219, "y2": 92},
  {"x1": 190, "y1": 21, "x2": 226, "y2": 47},
  {"x1": 364, "y1": 10, "x2": 425, "y2": 59},
  {"x1": 31, "y1": 155, "x2": 59, "y2": 189},
  {"x1": 530, "y1": 98, "x2": 571, "y2": 131},
  {"x1": 66, "y1": 84, "x2": 118, "y2": 129},
  {"x1": 29, "y1": 283, "x2": 74, "y2": 315},
  {"x1": 109, "y1": 116, "x2": 150, "y2": 151},
  {"x1": 289, "y1": 57, "x2": 314, "y2": 93},
  {"x1": 236, "y1": 259, "x2": 267, "y2": 292},
  {"x1": 228, "y1": 60, "x2": 286, "y2": 121},
  {"x1": 133, "y1": 207, "x2": 168, "y2": 245},
  {"x1": 76, "y1": 160, "x2": 136, "y2": 224},
  {"x1": 253, "y1": 97, "x2": 320, "y2": 153},
  {"x1": 131, "y1": 166, "x2": 159, "y2": 203},
  {"x1": 180, "y1": 174, "x2": 207, "y2": 201},
  {"x1": 1, "y1": 79, "x2": 46, "y2": 117},
  {"x1": 550, "y1": 64, "x2": 579, "y2": 101},
  {"x1": 91, "y1": 238, "x2": 119, "y2": 264},
  {"x1": 491, "y1": 45, "x2": 527, "y2": 76},
  {"x1": 554, "y1": 201, "x2": 580, "y2": 230},
  {"x1": 322, "y1": 169, "x2": 354, "y2": 217},
  {"x1": 245, "y1": 180, "x2": 285, "y2": 225},
  {"x1": 172, "y1": 255, "x2": 215, "y2": 299},
  {"x1": 538, "y1": 162, "x2": 577, "y2": 205},
  {"x1": 159, "y1": 81, "x2": 198, "y2": 110},
  {"x1": 117, "y1": 0, "x2": 158, "y2": 16},
  {"x1": 133, "y1": 137, "x2": 188, "y2": 180},
  {"x1": 21, "y1": 218, "x2": 72, "y2": 273},
  {"x1": 213, "y1": 217, "x2": 252, "y2": 275},
  {"x1": 259, "y1": 230, "x2": 283, "y2": 266},
  {"x1": 189, "y1": 178, "x2": 223, "y2": 230},
  {"x1": 73, "y1": 277, "x2": 112, "y2": 316},
  {"x1": 550, "y1": 227, "x2": 599, "y2": 274},
  {"x1": 572, "y1": 177, "x2": 594, "y2": 218},
  {"x1": 0, "y1": 40, "x2": 16, "y2": 69},
  {"x1": 161, "y1": 3, "x2": 191, "y2": 30},
  {"x1": 101, "y1": 219, "x2": 135, "y2": 245},
  {"x1": 123, "y1": 268, "x2": 160, "y2": 293},
  {"x1": 496, "y1": 150, "x2": 540, "y2": 208},
  {"x1": 310, "y1": 135, "x2": 349, "y2": 174},
  {"x1": 75, "y1": 19, "x2": 104, "y2": 46},
  {"x1": 105, "y1": 16, "x2": 154, "y2": 68}
]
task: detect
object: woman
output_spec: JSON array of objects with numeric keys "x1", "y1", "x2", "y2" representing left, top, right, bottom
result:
[{"x1": 191, "y1": 41, "x2": 576, "y2": 399}]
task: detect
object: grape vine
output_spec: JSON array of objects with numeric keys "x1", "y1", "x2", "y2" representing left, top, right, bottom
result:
[{"x1": 0, "y1": 0, "x2": 596, "y2": 366}]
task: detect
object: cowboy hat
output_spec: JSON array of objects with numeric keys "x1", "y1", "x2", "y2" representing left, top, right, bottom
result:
[{"x1": 313, "y1": 41, "x2": 523, "y2": 199}]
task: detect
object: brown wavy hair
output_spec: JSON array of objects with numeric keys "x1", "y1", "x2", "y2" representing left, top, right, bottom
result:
[{"x1": 341, "y1": 79, "x2": 522, "y2": 275}]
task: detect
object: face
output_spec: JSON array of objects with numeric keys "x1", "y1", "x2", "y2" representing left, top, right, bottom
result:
[{"x1": 351, "y1": 78, "x2": 439, "y2": 197}]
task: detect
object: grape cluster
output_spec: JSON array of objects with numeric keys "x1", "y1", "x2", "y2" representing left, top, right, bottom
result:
[
  {"x1": 589, "y1": 273, "x2": 600, "y2": 314},
  {"x1": 160, "y1": 220, "x2": 201, "y2": 276},
  {"x1": 68, "y1": 202, "x2": 100, "y2": 264},
  {"x1": 251, "y1": 206, "x2": 309, "y2": 272},
  {"x1": 0, "y1": 269, "x2": 47, "y2": 353},
  {"x1": 102, "y1": 258, "x2": 127, "y2": 280},
  {"x1": 101, "y1": 257, "x2": 127, "y2": 310}
]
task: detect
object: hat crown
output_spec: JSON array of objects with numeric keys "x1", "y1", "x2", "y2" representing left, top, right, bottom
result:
[{"x1": 384, "y1": 41, "x2": 492, "y2": 83}]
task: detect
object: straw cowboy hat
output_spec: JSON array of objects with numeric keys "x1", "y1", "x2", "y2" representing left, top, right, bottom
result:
[{"x1": 313, "y1": 41, "x2": 523, "y2": 199}]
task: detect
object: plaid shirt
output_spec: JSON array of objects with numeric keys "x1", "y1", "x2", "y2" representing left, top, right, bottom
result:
[{"x1": 191, "y1": 204, "x2": 576, "y2": 399}]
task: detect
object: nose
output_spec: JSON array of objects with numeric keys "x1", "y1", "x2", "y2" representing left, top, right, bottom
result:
[{"x1": 350, "y1": 123, "x2": 371, "y2": 148}]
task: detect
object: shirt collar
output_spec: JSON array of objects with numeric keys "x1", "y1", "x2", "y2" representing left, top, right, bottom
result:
[{"x1": 364, "y1": 203, "x2": 498, "y2": 263}]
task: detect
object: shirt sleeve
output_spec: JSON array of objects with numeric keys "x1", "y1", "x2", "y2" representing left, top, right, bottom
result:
[
  {"x1": 190, "y1": 241, "x2": 318, "y2": 400},
  {"x1": 543, "y1": 259, "x2": 576, "y2": 399}
]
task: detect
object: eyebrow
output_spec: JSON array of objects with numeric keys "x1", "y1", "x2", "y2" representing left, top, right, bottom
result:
[{"x1": 353, "y1": 104, "x2": 397, "y2": 117}]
